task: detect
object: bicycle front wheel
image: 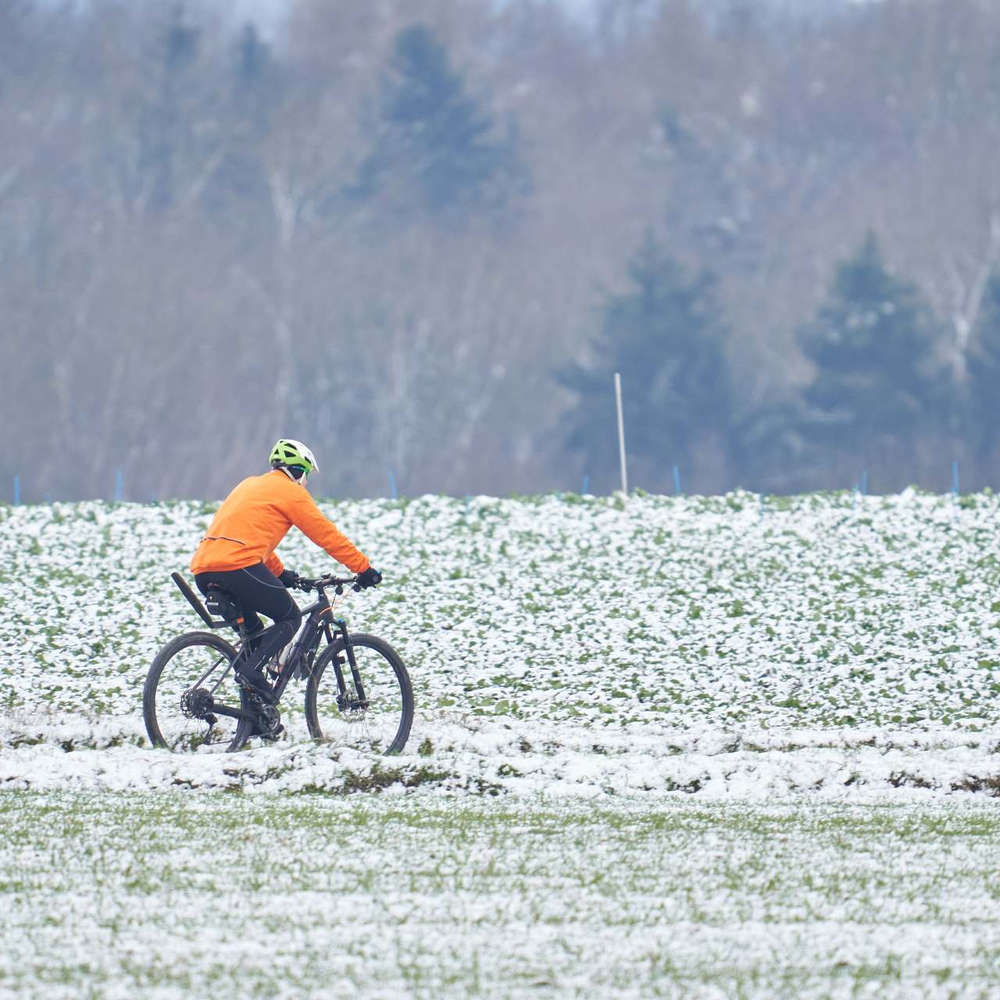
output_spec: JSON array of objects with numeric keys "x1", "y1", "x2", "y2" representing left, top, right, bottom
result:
[
  {"x1": 304, "y1": 633, "x2": 413, "y2": 755},
  {"x1": 143, "y1": 631, "x2": 253, "y2": 753}
]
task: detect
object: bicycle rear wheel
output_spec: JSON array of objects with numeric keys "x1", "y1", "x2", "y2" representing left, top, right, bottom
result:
[
  {"x1": 143, "y1": 631, "x2": 253, "y2": 753},
  {"x1": 304, "y1": 633, "x2": 413, "y2": 755}
]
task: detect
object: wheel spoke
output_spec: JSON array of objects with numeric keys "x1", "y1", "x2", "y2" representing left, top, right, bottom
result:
[
  {"x1": 307, "y1": 635, "x2": 412, "y2": 754},
  {"x1": 145, "y1": 634, "x2": 249, "y2": 753}
]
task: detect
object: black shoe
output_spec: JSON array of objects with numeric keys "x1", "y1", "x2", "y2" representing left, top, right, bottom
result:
[{"x1": 235, "y1": 666, "x2": 277, "y2": 705}]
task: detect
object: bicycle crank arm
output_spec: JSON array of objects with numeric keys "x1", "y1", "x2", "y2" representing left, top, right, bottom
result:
[{"x1": 205, "y1": 701, "x2": 261, "y2": 726}]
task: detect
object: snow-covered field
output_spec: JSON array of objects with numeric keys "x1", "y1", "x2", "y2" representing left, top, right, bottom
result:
[
  {"x1": 2, "y1": 491, "x2": 1000, "y2": 997},
  {"x1": 3, "y1": 790, "x2": 1000, "y2": 999},
  {"x1": 3, "y1": 490, "x2": 1000, "y2": 796}
]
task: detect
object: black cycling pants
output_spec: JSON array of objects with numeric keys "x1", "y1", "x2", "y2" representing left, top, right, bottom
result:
[{"x1": 195, "y1": 562, "x2": 302, "y2": 672}]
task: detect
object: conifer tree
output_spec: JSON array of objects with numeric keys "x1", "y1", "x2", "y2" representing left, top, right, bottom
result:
[
  {"x1": 136, "y1": 5, "x2": 202, "y2": 210},
  {"x1": 353, "y1": 23, "x2": 526, "y2": 217},
  {"x1": 205, "y1": 23, "x2": 279, "y2": 214},
  {"x1": 965, "y1": 273, "x2": 1000, "y2": 461},
  {"x1": 233, "y1": 22, "x2": 280, "y2": 128},
  {"x1": 558, "y1": 232, "x2": 732, "y2": 491},
  {"x1": 797, "y1": 234, "x2": 948, "y2": 478}
]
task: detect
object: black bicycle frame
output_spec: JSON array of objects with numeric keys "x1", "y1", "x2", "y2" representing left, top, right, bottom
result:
[
  {"x1": 176, "y1": 574, "x2": 368, "y2": 727},
  {"x1": 268, "y1": 593, "x2": 331, "y2": 702},
  {"x1": 249, "y1": 584, "x2": 369, "y2": 709}
]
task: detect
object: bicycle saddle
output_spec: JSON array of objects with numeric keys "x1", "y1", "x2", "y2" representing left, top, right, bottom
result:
[{"x1": 203, "y1": 586, "x2": 243, "y2": 623}]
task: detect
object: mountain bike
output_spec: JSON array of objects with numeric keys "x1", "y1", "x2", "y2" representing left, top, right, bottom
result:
[{"x1": 143, "y1": 572, "x2": 413, "y2": 755}]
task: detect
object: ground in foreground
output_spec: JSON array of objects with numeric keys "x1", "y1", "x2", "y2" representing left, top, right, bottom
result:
[{"x1": 1, "y1": 790, "x2": 998, "y2": 999}]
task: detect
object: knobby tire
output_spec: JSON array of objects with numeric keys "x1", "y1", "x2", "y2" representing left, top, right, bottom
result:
[
  {"x1": 143, "y1": 631, "x2": 254, "y2": 753},
  {"x1": 304, "y1": 633, "x2": 414, "y2": 755}
]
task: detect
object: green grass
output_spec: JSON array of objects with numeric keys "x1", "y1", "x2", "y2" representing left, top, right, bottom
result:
[
  {"x1": 8, "y1": 490, "x2": 1000, "y2": 740},
  {"x1": 5, "y1": 493, "x2": 1000, "y2": 995},
  {"x1": 1, "y1": 791, "x2": 999, "y2": 998}
]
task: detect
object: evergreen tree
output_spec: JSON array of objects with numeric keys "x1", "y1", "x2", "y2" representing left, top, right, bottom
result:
[
  {"x1": 797, "y1": 234, "x2": 948, "y2": 478},
  {"x1": 730, "y1": 395, "x2": 813, "y2": 493},
  {"x1": 236, "y1": 22, "x2": 266, "y2": 85},
  {"x1": 965, "y1": 273, "x2": 1000, "y2": 461},
  {"x1": 164, "y1": 5, "x2": 198, "y2": 73},
  {"x1": 203, "y1": 23, "x2": 280, "y2": 213},
  {"x1": 232, "y1": 22, "x2": 281, "y2": 130},
  {"x1": 136, "y1": 5, "x2": 202, "y2": 210},
  {"x1": 353, "y1": 24, "x2": 526, "y2": 217},
  {"x1": 558, "y1": 232, "x2": 733, "y2": 491}
]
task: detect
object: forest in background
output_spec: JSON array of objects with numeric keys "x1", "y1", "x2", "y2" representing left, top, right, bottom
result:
[{"x1": 4, "y1": 0, "x2": 1000, "y2": 500}]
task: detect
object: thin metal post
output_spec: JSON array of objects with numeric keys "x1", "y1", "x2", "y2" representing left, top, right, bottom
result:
[
  {"x1": 614, "y1": 372, "x2": 628, "y2": 496},
  {"x1": 673, "y1": 464, "x2": 681, "y2": 495},
  {"x1": 388, "y1": 469, "x2": 397, "y2": 500},
  {"x1": 13, "y1": 476, "x2": 19, "y2": 506},
  {"x1": 114, "y1": 469, "x2": 123, "y2": 503},
  {"x1": 952, "y1": 460, "x2": 960, "y2": 523},
  {"x1": 582, "y1": 474, "x2": 589, "y2": 495}
]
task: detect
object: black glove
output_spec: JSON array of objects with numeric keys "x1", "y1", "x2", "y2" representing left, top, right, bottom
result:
[
  {"x1": 356, "y1": 566, "x2": 382, "y2": 590},
  {"x1": 278, "y1": 569, "x2": 301, "y2": 589}
]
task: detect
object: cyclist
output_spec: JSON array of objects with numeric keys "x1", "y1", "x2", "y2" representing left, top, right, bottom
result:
[{"x1": 190, "y1": 438, "x2": 381, "y2": 703}]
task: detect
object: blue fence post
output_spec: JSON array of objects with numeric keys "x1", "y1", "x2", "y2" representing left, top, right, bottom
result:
[
  {"x1": 673, "y1": 464, "x2": 681, "y2": 495},
  {"x1": 13, "y1": 476, "x2": 19, "y2": 506},
  {"x1": 759, "y1": 492, "x2": 765, "y2": 524},
  {"x1": 114, "y1": 469, "x2": 123, "y2": 503},
  {"x1": 388, "y1": 469, "x2": 397, "y2": 500},
  {"x1": 582, "y1": 474, "x2": 589, "y2": 495},
  {"x1": 861, "y1": 469, "x2": 868, "y2": 495}
]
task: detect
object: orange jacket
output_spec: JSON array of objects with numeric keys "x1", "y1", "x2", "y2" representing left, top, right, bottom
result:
[{"x1": 190, "y1": 470, "x2": 370, "y2": 577}]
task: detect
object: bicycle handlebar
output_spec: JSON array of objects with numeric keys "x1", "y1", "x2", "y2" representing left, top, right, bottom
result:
[{"x1": 296, "y1": 573, "x2": 359, "y2": 593}]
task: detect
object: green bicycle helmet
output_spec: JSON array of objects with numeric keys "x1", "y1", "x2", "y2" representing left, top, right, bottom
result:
[{"x1": 269, "y1": 438, "x2": 319, "y2": 477}]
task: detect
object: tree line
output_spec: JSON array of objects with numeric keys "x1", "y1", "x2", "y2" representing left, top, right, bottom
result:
[
  {"x1": 566, "y1": 230, "x2": 1000, "y2": 494},
  {"x1": 2, "y1": 0, "x2": 1000, "y2": 500}
]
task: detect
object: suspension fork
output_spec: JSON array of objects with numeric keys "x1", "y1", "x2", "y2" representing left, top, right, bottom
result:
[
  {"x1": 332, "y1": 618, "x2": 368, "y2": 708},
  {"x1": 322, "y1": 620, "x2": 348, "y2": 701}
]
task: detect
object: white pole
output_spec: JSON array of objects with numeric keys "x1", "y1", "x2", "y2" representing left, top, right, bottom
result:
[{"x1": 614, "y1": 372, "x2": 628, "y2": 496}]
